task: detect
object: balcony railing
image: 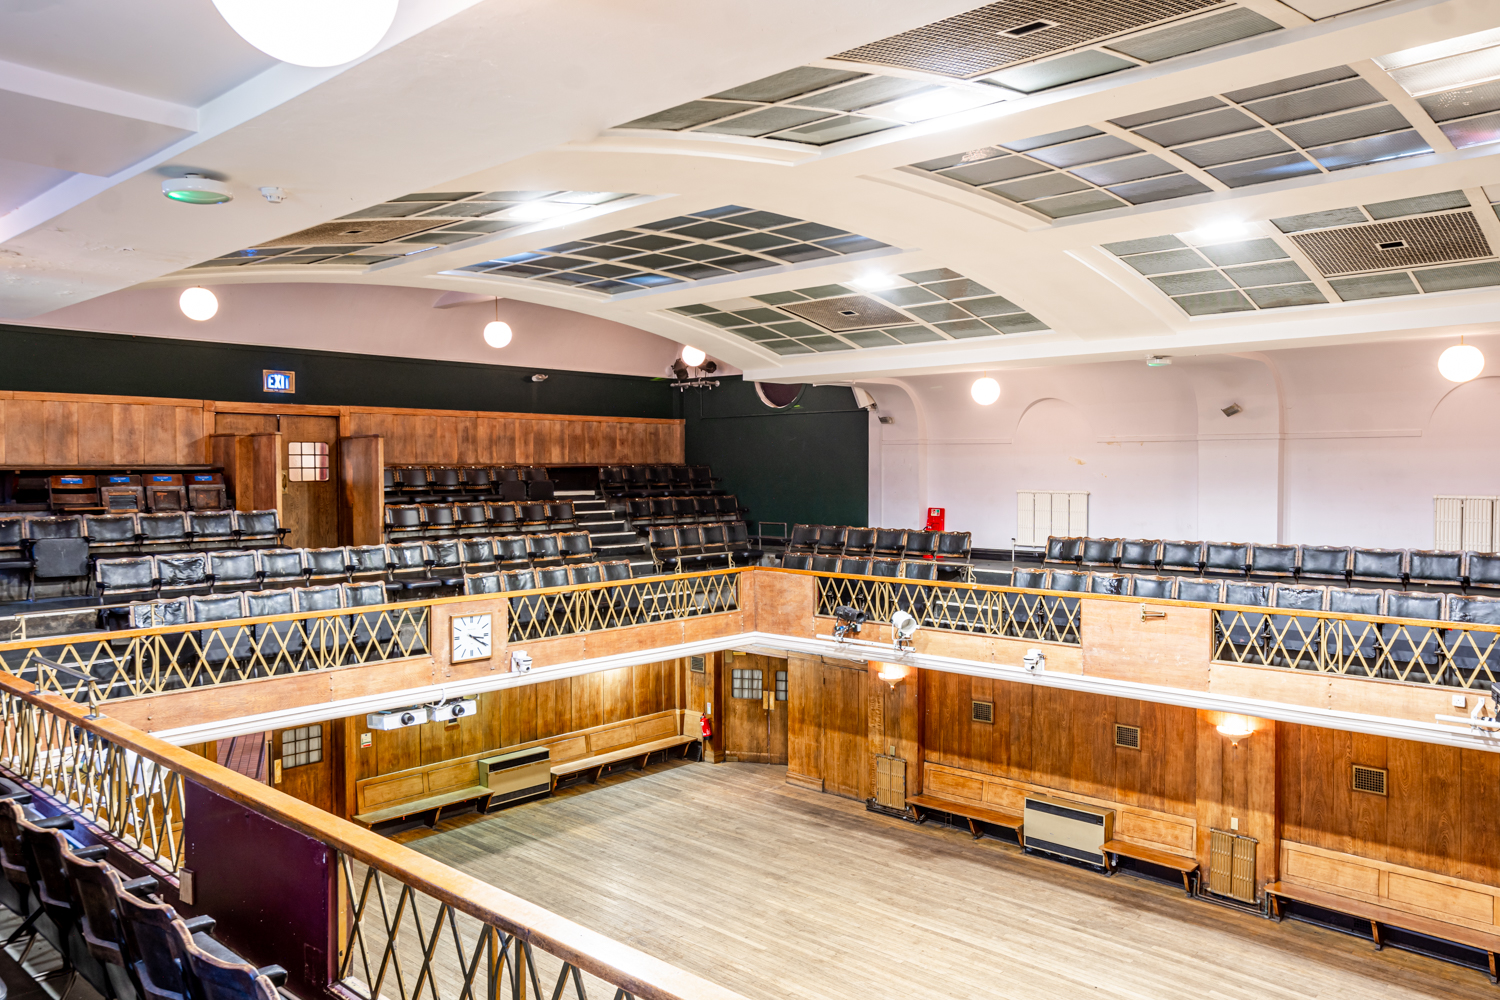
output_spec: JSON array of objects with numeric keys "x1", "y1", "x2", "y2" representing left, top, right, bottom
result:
[{"x1": 814, "y1": 572, "x2": 1082, "y2": 645}]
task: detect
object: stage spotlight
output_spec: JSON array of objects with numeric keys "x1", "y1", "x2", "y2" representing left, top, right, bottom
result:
[
  {"x1": 891, "y1": 610, "x2": 919, "y2": 649},
  {"x1": 833, "y1": 605, "x2": 868, "y2": 641},
  {"x1": 672, "y1": 361, "x2": 689, "y2": 380},
  {"x1": 680, "y1": 345, "x2": 706, "y2": 367}
]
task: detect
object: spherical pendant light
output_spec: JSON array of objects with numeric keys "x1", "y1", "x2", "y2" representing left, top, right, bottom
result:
[
  {"x1": 211, "y1": 0, "x2": 399, "y2": 67},
  {"x1": 970, "y1": 376, "x2": 1000, "y2": 405},
  {"x1": 1439, "y1": 342, "x2": 1484, "y2": 383},
  {"x1": 179, "y1": 287, "x2": 218, "y2": 321},
  {"x1": 680, "y1": 345, "x2": 706, "y2": 368},
  {"x1": 482, "y1": 298, "x2": 512, "y2": 348}
]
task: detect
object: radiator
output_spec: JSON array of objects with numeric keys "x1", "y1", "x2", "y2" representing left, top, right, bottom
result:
[
  {"x1": 1023, "y1": 796, "x2": 1113, "y2": 866},
  {"x1": 479, "y1": 747, "x2": 551, "y2": 807},
  {"x1": 1208, "y1": 829, "x2": 1258, "y2": 902}
]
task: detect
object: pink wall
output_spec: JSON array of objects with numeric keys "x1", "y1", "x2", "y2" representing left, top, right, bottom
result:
[{"x1": 864, "y1": 334, "x2": 1500, "y2": 551}]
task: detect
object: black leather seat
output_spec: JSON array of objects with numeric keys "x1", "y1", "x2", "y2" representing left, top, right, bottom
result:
[
  {"x1": 1203, "y1": 542, "x2": 1250, "y2": 577},
  {"x1": 1249, "y1": 543, "x2": 1298, "y2": 579}
]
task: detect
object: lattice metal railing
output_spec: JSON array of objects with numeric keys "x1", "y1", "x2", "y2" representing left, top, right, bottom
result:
[
  {"x1": 815, "y1": 574, "x2": 1081, "y2": 644},
  {"x1": 1212, "y1": 606, "x2": 1500, "y2": 689},
  {"x1": 508, "y1": 572, "x2": 741, "y2": 643},
  {"x1": 0, "y1": 602, "x2": 431, "y2": 705}
]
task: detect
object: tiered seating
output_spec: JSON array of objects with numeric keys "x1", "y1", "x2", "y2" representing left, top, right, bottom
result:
[
  {"x1": 647, "y1": 523, "x2": 761, "y2": 571},
  {"x1": 3, "y1": 469, "x2": 232, "y2": 514},
  {"x1": 785, "y1": 525, "x2": 972, "y2": 571},
  {"x1": 600, "y1": 464, "x2": 718, "y2": 497},
  {"x1": 624, "y1": 495, "x2": 745, "y2": 526},
  {"x1": 385, "y1": 466, "x2": 556, "y2": 504},
  {"x1": 0, "y1": 793, "x2": 286, "y2": 1000},
  {"x1": 105, "y1": 581, "x2": 392, "y2": 631},
  {"x1": 384, "y1": 501, "x2": 577, "y2": 541},
  {"x1": 0, "y1": 510, "x2": 283, "y2": 557},
  {"x1": 1046, "y1": 535, "x2": 1495, "y2": 592}
]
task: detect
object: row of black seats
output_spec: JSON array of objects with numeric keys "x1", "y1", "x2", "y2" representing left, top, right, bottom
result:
[
  {"x1": 1044, "y1": 535, "x2": 1500, "y2": 590},
  {"x1": 600, "y1": 464, "x2": 719, "y2": 497},
  {"x1": 780, "y1": 554, "x2": 952, "y2": 580},
  {"x1": 384, "y1": 466, "x2": 555, "y2": 502},
  {"x1": 0, "y1": 791, "x2": 284, "y2": 1000},
  {"x1": 623, "y1": 495, "x2": 744, "y2": 527},
  {"x1": 94, "y1": 534, "x2": 604, "y2": 603},
  {"x1": 647, "y1": 523, "x2": 761, "y2": 571},
  {"x1": 462, "y1": 560, "x2": 634, "y2": 595},
  {"x1": 384, "y1": 501, "x2": 575, "y2": 540},
  {"x1": 787, "y1": 525, "x2": 973, "y2": 563}
]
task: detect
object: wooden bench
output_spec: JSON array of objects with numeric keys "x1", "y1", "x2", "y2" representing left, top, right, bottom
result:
[
  {"x1": 551, "y1": 735, "x2": 701, "y2": 789},
  {"x1": 906, "y1": 794, "x2": 1024, "y2": 844},
  {"x1": 355, "y1": 785, "x2": 494, "y2": 829},
  {"x1": 1267, "y1": 881, "x2": 1500, "y2": 982},
  {"x1": 1102, "y1": 839, "x2": 1197, "y2": 896}
]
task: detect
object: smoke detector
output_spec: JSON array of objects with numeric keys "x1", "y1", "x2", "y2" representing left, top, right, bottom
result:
[
  {"x1": 1146, "y1": 356, "x2": 1172, "y2": 367},
  {"x1": 162, "y1": 174, "x2": 232, "y2": 205}
]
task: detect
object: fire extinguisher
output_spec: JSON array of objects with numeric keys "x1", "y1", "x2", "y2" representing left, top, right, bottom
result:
[{"x1": 700, "y1": 713, "x2": 713, "y2": 741}]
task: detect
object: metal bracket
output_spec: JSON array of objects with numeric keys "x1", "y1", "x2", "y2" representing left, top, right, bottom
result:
[{"x1": 1141, "y1": 604, "x2": 1167, "y2": 621}]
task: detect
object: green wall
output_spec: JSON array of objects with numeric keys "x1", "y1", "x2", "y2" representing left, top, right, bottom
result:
[
  {"x1": 679, "y1": 377, "x2": 867, "y2": 532},
  {"x1": 0, "y1": 324, "x2": 674, "y2": 418}
]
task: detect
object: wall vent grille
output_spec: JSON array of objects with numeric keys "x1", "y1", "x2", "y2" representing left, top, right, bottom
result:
[
  {"x1": 1352, "y1": 764, "x2": 1388, "y2": 796},
  {"x1": 1114, "y1": 723, "x2": 1141, "y2": 749},
  {"x1": 690, "y1": 655, "x2": 706, "y2": 673},
  {"x1": 972, "y1": 700, "x2": 995, "y2": 724}
]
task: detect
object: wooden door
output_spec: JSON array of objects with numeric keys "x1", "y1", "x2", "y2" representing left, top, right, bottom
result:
[
  {"x1": 214, "y1": 413, "x2": 340, "y2": 548},
  {"x1": 820, "y1": 659, "x2": 868, "y2": 800},
  {"x1": 271, "y1": 722, "x2": 333, "y2": 812},
  {"x1": 723, "y1": 654, "x2": 789, "y2": 764}
]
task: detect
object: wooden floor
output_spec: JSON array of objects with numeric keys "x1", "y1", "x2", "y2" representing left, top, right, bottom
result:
[{"x1": 403, "y1": 762, "x2": 1494, "y2": 1000}]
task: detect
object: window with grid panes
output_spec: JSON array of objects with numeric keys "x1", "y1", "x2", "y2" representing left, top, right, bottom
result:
[
  {"x1": 731, "y1": 668, "x2": 762, "y2": 699},
  {"x1": 280, "y1": 725, "x2": 323, "y2": 768},
  {"x1": 775, "y1": 670, "x2": 787, "y2": 701}
]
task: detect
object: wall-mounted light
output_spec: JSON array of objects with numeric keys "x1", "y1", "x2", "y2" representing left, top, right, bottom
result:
[
  {"x1": 179, "y1": 287, "x2": 218, "y2": 321},
  {"x1": 970, "y1": 376, "x2": 1000, "y2": 405},
  {"x1": 1216, "y1": 714, "x2": 1255, "y2": 747},
  {"x1": 1439, "y1": 337, "x2": 1484, "y2": 383},
  {"x1": 877, "y1": 662, "x2": 909, "y2": 687}
]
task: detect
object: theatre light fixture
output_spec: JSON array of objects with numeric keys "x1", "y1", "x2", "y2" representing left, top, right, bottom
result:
[
  {"x1": 970, "y1": 376, "x2": 1000, "y2": 405},
  {"x1": 179, "y1": 287, "x2": 219, "y2": 321},
  {"x1": 482, "y1": 297, "x2": 512, "y2": 348},
  {"x1": 877, "y1": 662, "x2": 909, "y2": 687},
  {"x1": 1216, "y1": 714, "x2": 1255, "y2": 747},
  {"x1": 680, "y1": 345, "x2": 707, "y2": 367},
  {"x1": 212, "y1": 0, "x2": 398, "y2": 67},
  {"x1": 1438, "y1": 337, "x2": 1484, "y2": 382}
]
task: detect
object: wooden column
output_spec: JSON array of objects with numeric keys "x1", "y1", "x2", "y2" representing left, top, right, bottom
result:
[
  {"x1": 249, "y1": 433, "x2": 283, "y2": 518},
  {"x1": 338, "y1": 435, "x2": 385, "y2": 545},
  {"x1": 210, "y1": 434, "x2": 255, "y2": 512}
]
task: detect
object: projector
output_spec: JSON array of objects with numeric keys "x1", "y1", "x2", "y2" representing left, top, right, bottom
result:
[
  {"x1": 367, "y1": 708, "x2": 424, "y2": 731},
  {"x1": 428, "y1": 699, "x2": 477, "y2": 723}
]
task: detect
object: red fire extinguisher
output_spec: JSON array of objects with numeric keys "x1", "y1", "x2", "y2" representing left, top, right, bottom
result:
[{"x1": 701, "y1": 713, "x2": 713, "y2": 740}]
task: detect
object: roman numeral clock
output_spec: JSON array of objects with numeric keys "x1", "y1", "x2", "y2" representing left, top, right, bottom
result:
[{"x1": 451, "y1": 613, "x2": 493, "y2": 663}]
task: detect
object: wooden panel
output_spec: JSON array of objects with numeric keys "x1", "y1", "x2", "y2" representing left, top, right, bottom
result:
[
  {"x1": 339, "y1": 435, "x2": 385, "y2": 545},
  {"x1": 76, "y1": 403, "x2": 114, "y2": 464},
  {"x1": 591, "y1": 725, "x2": 636, "y2": 752},
  {"x1": 1082, "y1": 599, "x2": 1210, "y2": 690},
  {"x1": 361, "y1": 773, "x2": 428, "y2": 810},
  {"x1": 1285, "y1": 850, "x2": 1381, "y2": 896},
  {"x1": 926, "y1": 769, "x2": 984, "y2": 802},
  {"x1": 42, "y1": 401, "x2": 78, "y2": 464},
  {"x1": 819, "y1": 658, "x2": 867, "y2": 801},
  {"x1": 7, "y1": 399, "x2": 45, "y2": 464},
  {"x1": 635, "y1": 715, "x2": 676, "y2": 740},
  {"x1": 1387, "y1": 872, "x2": 1494, "y2": 923}
]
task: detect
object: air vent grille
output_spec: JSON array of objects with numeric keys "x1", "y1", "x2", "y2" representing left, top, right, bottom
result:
[
  {"x1": 781, "y1": 294, "x2": 917, "y2": 332},
  {"x1": 1352, "y1": 764, "x2": 1387, "y2": 796},
  {"x1": 690, "y1": 655, "x2": 705, "y2": 673},
  {"x1": 972, "y1": 700, "x2": 995, "y2": 724},
  {"x1": 1291, "y1": 212, "x2": 1491, "y2": 276},
  {"x1": 1114, "y1": 723, "x2": 1141, "y2": 749},
  {"x1": 830, "y1": 0, "x2": 1223, "y2": 78}
]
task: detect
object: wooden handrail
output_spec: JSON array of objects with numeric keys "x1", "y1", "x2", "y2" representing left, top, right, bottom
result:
[{"x1": 0, "y1": 668, "x2": 746, "y2": 1000}]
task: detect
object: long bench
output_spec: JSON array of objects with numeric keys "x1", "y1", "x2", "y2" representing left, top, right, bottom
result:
[
  {"x1": 355, "y1": 784, "x2": 495, "y2": 829},
  {"x1": 551, "y1": 735, "x2": 700, "y2": 788},
  {"x1": 1102, "y1": 839, "x2": 1197, "y2": 895},
  {"x1": 1267, "y1": 881, "x2": 1500, "y2": 982},
  {"x1": 906, "y1": 794, "x2": 1024, "y2": 844}
]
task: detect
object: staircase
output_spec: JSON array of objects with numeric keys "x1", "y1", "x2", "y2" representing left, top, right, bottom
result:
[{"x1": 564, "y1": 492, "x2": 655, "y2": 576}]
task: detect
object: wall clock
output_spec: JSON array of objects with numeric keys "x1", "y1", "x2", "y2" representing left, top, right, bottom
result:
[{"x1": 451, "y1": 613, "x2": 492, "y2": 663}]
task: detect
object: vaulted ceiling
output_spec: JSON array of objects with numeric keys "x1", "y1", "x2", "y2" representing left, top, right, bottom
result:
[{"x1": 4, "y1": 0, "x2": 1500, "y2": 381}]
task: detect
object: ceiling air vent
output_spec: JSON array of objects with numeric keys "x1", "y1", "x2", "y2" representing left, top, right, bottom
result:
[
  {"x1": 1003, "y1": 20, "x2": 1056, "y2": 36},
  {"x1": 1114, "y1": 723, "x2": 1141, "y2": 749},
  {"x1": 1352, "y1": 764, "x2": 1387, "y2": 796},
  {"x1": 972, "y1": 700, "x2": 995, "y2": 724},
  {"x1": 1377, "y1": 240, "x2": 1407, "y2": 250}
]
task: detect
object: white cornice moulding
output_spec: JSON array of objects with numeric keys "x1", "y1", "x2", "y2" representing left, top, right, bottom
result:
[{"x1": 149, "y1": 631, "x2": 1500, "y2": 755}]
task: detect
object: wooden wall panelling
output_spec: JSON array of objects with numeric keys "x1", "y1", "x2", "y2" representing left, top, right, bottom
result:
[
  {"x1": 211, "y1": 435, "x2": 256, "y2": 512},
  {"x1": 249, "y1": 434, "x2": 283, "y2": 521},
  {"x1": 339, "y1": 435, "x2": 384, "y2": 545},
  {"x1": 819, "y1": 657, "x2": 869, "y2": 801},
  {"x1": 1195, "y1": 711, "x2": 1278, "y2": 894},
  {"x1": 786, "y1": 654, "x2": 822, "y2": 789}
]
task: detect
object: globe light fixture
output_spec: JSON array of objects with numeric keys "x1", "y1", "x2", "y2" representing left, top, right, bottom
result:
[
  {"x1": 179, "y1": 287, "x2": 218, "y2": 321},
  {"x1": 211, "y1": 0, "x2": 399, "y2": 67},
  {"x1": 1216, "y1": 714, "x2": 1255, "y2": 748},
  {"x1": 482, "y1": 298, "x2": 512, "y2": 348},
  {"x1": 1439, "y1": 340, "x2": 1484, "y2": 382},
  {"x1": 680, "y1": 345, "x2": 707, "y2": 368},
  {"x1": 970, "y1": 376, "x2": 1000, "y2": 405}
]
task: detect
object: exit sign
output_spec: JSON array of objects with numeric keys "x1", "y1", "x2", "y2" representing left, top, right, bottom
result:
[{"x1": 263, "y1": 370, "x2": 295, "y2": 393}]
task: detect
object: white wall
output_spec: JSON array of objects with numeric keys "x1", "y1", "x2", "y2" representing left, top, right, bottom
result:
[{"x1": 862, "y1": 333, "x2": 1500, "y2": 551}]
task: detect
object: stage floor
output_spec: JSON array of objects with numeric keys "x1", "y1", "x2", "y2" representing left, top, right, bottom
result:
[{"x1": 403, "y1": 761, "x2": 1490, "y2": 1000}]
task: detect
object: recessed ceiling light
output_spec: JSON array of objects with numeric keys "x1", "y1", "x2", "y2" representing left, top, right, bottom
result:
[
  {"x1": 499, "y1": 201, "x2": 580, "y2": 222},
  {"x1": 851, "y1": 273, "x2": 900, "y2": 291},
  {"x1": 1188, "y1": 222, "x2": 1254, "y2": 244},
  {"x1": 1378, "y1": 27, "x2": 1500, "y2": 97},
  {"x1": 211, "y1": 0, "x2": 399, "y2": 67},
  {"x1": 162, "y1": 174, "x2": 232, "y2": 205},
  {"x1": 871, "y1": 87, "x2": 1004, "y2": 123}
]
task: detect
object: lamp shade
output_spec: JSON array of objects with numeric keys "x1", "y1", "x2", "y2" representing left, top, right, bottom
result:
[
  {"x1": 1439, "y1": 343, "x2": 1484, "y2": 382},
  {"x1": 179, "y1": 287, "x2": 218, "y2": 321},
  {"x1": 483, "y1": 321, "x2": 513, "y2": 348},
  {"x1": 970, "y1": 377, "x2": 1000, "y2": 405},
  {"x1": 211, "y1": 0, "x2": 399, "y2": 67},
  {"x1": 680, "y1": 345, "x2": 706, "y2": 367}
]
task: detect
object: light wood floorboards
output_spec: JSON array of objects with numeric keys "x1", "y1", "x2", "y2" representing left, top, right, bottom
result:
[{"x1": 401, "y1": 762, "x2": 1494, "y2": 1000}]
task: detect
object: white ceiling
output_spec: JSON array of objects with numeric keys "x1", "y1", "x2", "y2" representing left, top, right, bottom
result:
[{"x1": 5, "y1": 0, "x2": 1500, "y2": 384}]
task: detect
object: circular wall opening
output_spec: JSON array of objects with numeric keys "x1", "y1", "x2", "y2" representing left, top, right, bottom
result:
[{"x1": 755, "y1": 382, "x2": 805, "y2": 409}]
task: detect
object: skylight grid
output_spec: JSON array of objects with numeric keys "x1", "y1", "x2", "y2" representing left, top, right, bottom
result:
[
  {"x1": 189, "y1": 190, "x2": 635, "y2": 270},
  {"x1": 909, "y1": 126, "x2": 1210, "y2": 219},
  {"x1": 1104, "y1": 191, "x2": 1500, "y2": 313},
  {"x1": 1380, "y1": 28, "x2": 1500, "y2": 150},
  {"x1": 449, "y1": 206, "x2": 891, "y2": 296},
  {"x1": 669, "y1": 268, "x2": 1047, "y2": 355},
  {"x1": 1113, "y1": 66, "x2": 1430, "y2": 187}
]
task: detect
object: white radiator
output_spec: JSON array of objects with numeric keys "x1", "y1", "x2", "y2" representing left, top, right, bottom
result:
[
  {"x1": 1023, "y1": 796, "x2": 1114, "y2": 866},
  {"x1": 479, "y1": 747, "x2": 551, "y2": 807}
]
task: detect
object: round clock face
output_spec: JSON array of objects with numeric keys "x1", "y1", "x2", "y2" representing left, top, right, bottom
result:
[{"x1": 451, "y1": 614, "x2": 492, "y2": 662}]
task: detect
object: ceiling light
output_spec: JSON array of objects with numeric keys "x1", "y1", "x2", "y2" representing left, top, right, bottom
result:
[
  {"x1": 1439, "y1": 341, "x2": 1484, "y2": 382},
  {"x1": 851, "y1": 273, "x2": 901, "y2": 291},
  {"x1": 1377, "y1": 26, "x2": 1500, "y2": 71},
  {"x1": 970, "y1": 377, "x2": 1000, "y2": 405},
  {"x1": 680, "y1": 345, "x2": 707, "y2": 367},
  {"x1": 1188, "y1": 222, "x2": 1253, "y2": 244},
  {"x1": 1146, "y1": 356, "x2": 1172, "y2": 367},
  {"x1": 179, "y1": 287, "x2": 218, "y2": 322},
  {"x1": 499, "y1": 202, "x2": 578, "y2": 222},
  {"x1": 872, "y1": 87, "x2": 1002, "y2": 123},
  {"x1": 483, "y1": 297, "x2": 512, "y2": 348},
  {"x1": 211, "y1": 0, "x2": 399, "y2": 67},
  {"x1": 162, "y1": 174, "x2": 232, "y2": 205}
]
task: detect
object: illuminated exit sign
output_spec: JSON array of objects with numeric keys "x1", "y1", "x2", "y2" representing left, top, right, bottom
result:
[{"x1": 263, "y1": 370, "x2": 295, "y2": 393}]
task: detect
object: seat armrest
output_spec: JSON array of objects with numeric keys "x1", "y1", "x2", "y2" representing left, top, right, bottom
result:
[
  {"x1": 183, "y1": 914, "x2": 216, "y2": 933},
  {"x1": 74, "y1": 844, "x2": 109, "y2": 861},
  {"x1": 121, "y1": 876, "x2": 158, "y2": 897},
  {"x1": 256, "y1": 965, "x2": 289, "y2": 987},
  {"x1": 35, "y1": 815, "x2": 74, "y2": 830}
]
